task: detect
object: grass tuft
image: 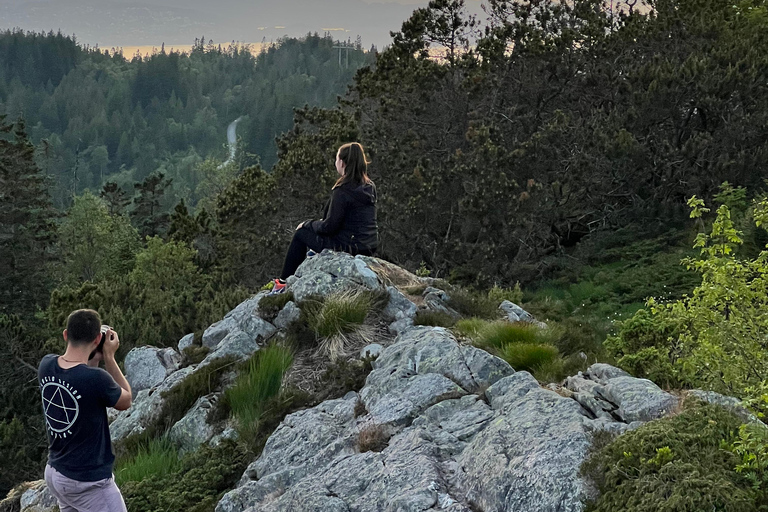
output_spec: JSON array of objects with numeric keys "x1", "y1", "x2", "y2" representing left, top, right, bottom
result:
[
  {"x1": 258, "y1": 291, "x2": 294, "y2": 320},
  {"x1": 115, "y1": 436, "x2": 182, "y2": 486},
  {"x1": 223, "y1": 344, "x2": 293, "y2": 450},
  {"x1": 413, "y1": 310, "x2": 457, "y2": 327},
  {"x1": 498, "y1": 343, "x2": 559, "y2": 373},
  {"x1": 453, "y1": 317, "x2": 488, "y2": 338}
]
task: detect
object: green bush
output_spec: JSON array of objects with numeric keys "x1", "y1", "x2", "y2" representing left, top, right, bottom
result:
[
  {"x1": 583, "y1": 401, "x2": 760, "y2": 512},
  {"x1": 224, "y1": 345, "x2": 293, "y2": 450},
  {"x1": 487, "y1": 282, "x2": 523, "y2": 306},
  {"x1": 445, "y1": 287, "x2": 499, "y2": 320},
  {"x1": 498, "y1": 343, "x2": 559, "y2": 373},
  {"x1": 413, "y1": 310, "x2": 457, "y2": 327},
  {"x1": 258, "y1": 292, "x2": 294, "y2": 321},
  {"x1": 121, "y1": 440, "x2": 250, "y2": 512},
  {"x1": 604, "y1": 195, "x2": 768, "y2": 404},
  {"x1": 115, "y1": 437, "x2": 182, "y2": 486},
  {"x1": 729, "y1": 423, "x2": 768, "y2": 502}
]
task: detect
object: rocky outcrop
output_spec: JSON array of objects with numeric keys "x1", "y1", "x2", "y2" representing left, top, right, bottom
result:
[
  {"x1": 286, "y1": 251, "x2": 385, "y2": 302},
  {"x1": 124, "y1": 345, "x2": 182, "y2": 393},
  {"x1": 216, "y1": 323, "x2": 678, "y2": 512},
  {"x1": 564, "y1": 363, "x2": 679, "y2": 424}
]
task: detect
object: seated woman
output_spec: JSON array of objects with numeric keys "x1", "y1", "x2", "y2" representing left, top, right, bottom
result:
[{"x1": 271, "y1": 142, "x2": 378, "y2": 293}]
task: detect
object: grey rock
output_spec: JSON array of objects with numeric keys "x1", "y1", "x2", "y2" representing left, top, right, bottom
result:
[
  {"x1": 456, "y1": 385, "x2": 593, "y2": 512},
  {"x1": 382, "y1": 286, "x2": 417, "y2": 322},
  {"x1": 20, "y1": 482, "x2": 57, "y2": 512},
  {"x1": 422, "y1": 287, "x2": 461, "y2": 319},
  {"x1": 585, "y1": 363, "x2": 631, "y2": 382},
  {"x1": 597, "y1": 376, "x2": 679, "y2": 422},
  {"x1": 572, "y1": 392, "x2": 616, "y2": 420},
  {"x1": 110, "y1": 366, "x2": 195, "y2": 442},
  {"x1": 167, "y1": 394, "x2": 219, "y2": 453},
  {"x1": 564, "y1": 373, "x2": 602, "y2": 395},
  {"x1": 211, "y1": 427, "x2": 239, "y2": 447},
  {"x1": 178, "y1": 333, "x2": 195, "y2": 351},
  {"x1": 360, "y1": 343, "x2": 384, "y2": 359},
  {"x1": 372, "y1": 326, "x2": 514, "y2": 393},
  {"x1": 388, "y1": 317, "x2": 414, "y2": 336},
  {"x1": 361, "y1": 368, "x2": 465, "y2": 426},
  {"x1": 203, "y1": 293, "x2": 268, "y2": 348},
  {"x1": 124, "y1": 346, "x2": 182, "y2": 393},
  {"x1": 484, "y1": 371, "x2": 541, "y2": 411},
  {"x1": 200, "y1": 319, "x2": 276, "y2": 366},
  {"x1": 288, "y1": 251, "x2": 384, "y2": 302},
  {"x1": 273, "y1": 301, "x2": 301, "y2": 330},
  {"x1": 499, "y1": 300, "x2": 535, "y2": 322},
  {"x1": 412, "y1": 394, "x2": 495, "y2": 444}
]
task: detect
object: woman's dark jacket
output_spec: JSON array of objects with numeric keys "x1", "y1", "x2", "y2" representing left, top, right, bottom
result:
[{"x1": 309, "y1": 181, "x2": 378, "y2": 252}]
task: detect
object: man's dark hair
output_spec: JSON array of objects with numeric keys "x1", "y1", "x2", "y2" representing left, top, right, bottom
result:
[{"x1": 66, "y1": 309, "x2": 102, "y2": 345}]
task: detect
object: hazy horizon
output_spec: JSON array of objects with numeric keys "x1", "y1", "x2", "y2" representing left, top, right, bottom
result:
[{"x1": 0, "y1": 0, "x2": 486, "y2": 52}]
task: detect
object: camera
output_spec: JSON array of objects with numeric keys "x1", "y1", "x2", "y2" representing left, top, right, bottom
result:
[{"x1": 88, "y1": 325, "x2": 112, "y2": 360}]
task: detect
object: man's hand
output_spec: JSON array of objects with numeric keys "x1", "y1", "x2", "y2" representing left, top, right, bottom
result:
[
  {"x1": 102, "y1": 329, "x2": 120, "y2": 360},
  {"x1": 87, "y1": 350, "x2": 104, "y2": 367}
]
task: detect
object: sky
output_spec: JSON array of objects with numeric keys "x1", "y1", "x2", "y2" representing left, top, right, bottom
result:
[{"x1": 0, "y1": 0, "x2": 485, "y2": 53}]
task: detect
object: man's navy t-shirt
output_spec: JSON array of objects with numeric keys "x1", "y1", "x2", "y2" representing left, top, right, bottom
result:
[{"x1": 38, "y1": 354, "x2": 123, "y2": 482}]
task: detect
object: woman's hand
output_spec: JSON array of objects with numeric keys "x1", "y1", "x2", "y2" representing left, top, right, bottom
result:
[{"x1": 296, "y1": 221, "x2": 305, "y2": 230}]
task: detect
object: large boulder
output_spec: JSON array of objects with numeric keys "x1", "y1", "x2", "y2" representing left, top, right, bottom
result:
[
  {"x1": 167, "y1": 393, "x2": 220, "y2": 453},
  {"x1": 286, "y1": 251, "x2": 384, "y2": 302},
  {"x1": 202, "y1": 292, "x2": 269, "y2": 349},
  {"x1": 110, "y1": 366, "x2": 196, "y2": 442},
  {"x1": 124, "y1": 346, "x2": 182, "y2": 394}
]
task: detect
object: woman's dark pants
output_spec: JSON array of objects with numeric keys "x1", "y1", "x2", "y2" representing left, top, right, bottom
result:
[{"x1": 280, "y1": 226, "x2": 374, "y2": 280}]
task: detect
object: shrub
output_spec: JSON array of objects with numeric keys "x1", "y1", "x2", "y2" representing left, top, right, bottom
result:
[
  {"x1": 729, "y1": 423, "x2": 768, "y2": 503},
  {"x1": 258, "y1": 291, "x2": 294, "y2": 321},
  {"x1": 121, "y1": 440, "x2": 250, "y2": 512},
  {"x1": 604, "y1": 195, "x2": 768, "y2": 404},
  {"x1": 224, "y1": 345, "x2": 293, "y2": 449},
  {"x1": 583, "y1": 400, "x2": 760, "y2": 512},
  {"x1": 413, "y1": 310, "x2": 457, "y2": 327},
  {"x1": 115, "y1": 437, "x2": 182, "y2": 486},
  {"x1": 446, "y1": 287, "x2": 498, "y2": 320},
  {"x1": 488, "y1": 282, "x2": 523, "y2": 306},
  {"x1": 498, "y1": 343, "x2": 559, "y2": 373},
  {"x1": 316, "y1": 357, "x2": 374, "y2": 402},
  {"x1": 356, "y1": 424, "x2": 390, "y2": 453}
]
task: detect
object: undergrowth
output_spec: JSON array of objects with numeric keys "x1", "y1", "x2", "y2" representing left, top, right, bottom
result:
[{"x1": 583, "y1": 399, "x2": 763, "y2": 512}]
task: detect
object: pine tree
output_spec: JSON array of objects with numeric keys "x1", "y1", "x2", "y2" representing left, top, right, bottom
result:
[
  {"x1": 131, "y1": 171, "x2": 172, "y2": 239},
  {"x1": 101, "y1": 181, "x2": 131, "y2": 216},
  {"x1": 0, "y1": 116, "x2": 58, "y2": 316}
]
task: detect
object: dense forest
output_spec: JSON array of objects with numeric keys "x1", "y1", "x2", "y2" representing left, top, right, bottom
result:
[
  {"x1": 0, "y1": 30, "x2": 372, "y2": 208},
  {"x1": 2, "y1": 0, "x2": 768, "y2": 504}
]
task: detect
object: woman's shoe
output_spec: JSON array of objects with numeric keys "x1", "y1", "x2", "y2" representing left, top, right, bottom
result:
[{"x1": 269, "y1": 278, "x2": 287, "y2": 295}]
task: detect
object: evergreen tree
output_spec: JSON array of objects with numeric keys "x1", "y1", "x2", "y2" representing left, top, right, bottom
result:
[
  {"x1": 131, "y1": 171, "x2": 172, "y2": 239},
  {"x1": 101, "y1": 181, "x2": 131, "y2": 216},
  {"x1": 0, "y1": 116, "x2": 58, "y2": 316}
]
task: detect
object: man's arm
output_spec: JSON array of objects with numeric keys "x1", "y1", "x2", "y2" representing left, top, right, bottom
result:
[{"x1": 102, "y1": 329, "x2": 132, "y2": 411}]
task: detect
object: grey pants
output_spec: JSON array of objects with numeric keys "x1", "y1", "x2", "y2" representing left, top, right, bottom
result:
[{"x1": 44, "y1": 465, "x2": 127, "y2": 512}]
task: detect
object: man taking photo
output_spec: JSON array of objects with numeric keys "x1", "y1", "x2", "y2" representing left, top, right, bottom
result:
[{"x1": 38, "y1": 309, "x2": 132, "y2": 512}]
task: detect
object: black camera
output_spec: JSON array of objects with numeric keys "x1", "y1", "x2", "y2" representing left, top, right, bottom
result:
[{"x1": 88, "y1": 325, "x2": 112, "y2": 360}]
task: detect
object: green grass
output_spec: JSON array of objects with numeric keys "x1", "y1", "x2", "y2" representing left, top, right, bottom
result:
[
  {"x1": 473, "y1": 321, "x2": 557, "y2": 351},
  {"x1": 224, "y1": 344, "x2": 293, "y2": 450},
  {"x1": 304, "y1": 290, "x2": 373, "y2": 339},
  {"x1": 258, "y1": 291, "x2": 294, "y2": 320},
  {"x1": 498, "y1": 343, "x2": 559, "y2": 373},
  {"x1": 115, "y1": 437, "x2": 182, "y2": 486},
  {"x1": 413, "y1": 309, "x2": 457, "y2": 327},
  {"x1": 453, "y1": 317, "x2": 488, "y2": 338}
]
